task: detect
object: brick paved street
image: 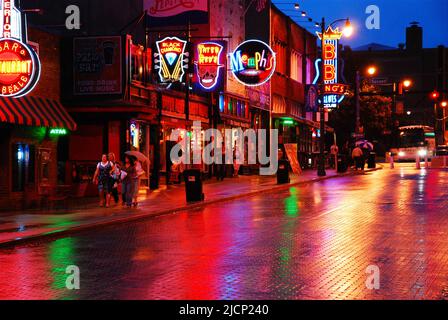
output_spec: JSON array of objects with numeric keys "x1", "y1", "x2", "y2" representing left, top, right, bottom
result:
[{"x1": 1, "y1": 165, "x2": 448, "y2": 300}]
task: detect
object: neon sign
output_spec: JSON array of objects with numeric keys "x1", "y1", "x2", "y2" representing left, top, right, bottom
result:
[
  {"x1": 154, "y1": 37, "x2": 188, "y2": 83},
  {"x1": 313, "y1": 26, "x2": 346, "y2": 109},
  {"x1": 0, "y1": 0, "x2": 40, "y2": 98},
  {"x1": 194, "y1": 41, "x2": 224, "y2": 91},
  {"x1": 229, "y1": 40, "x2": 276, "y2": 87}
]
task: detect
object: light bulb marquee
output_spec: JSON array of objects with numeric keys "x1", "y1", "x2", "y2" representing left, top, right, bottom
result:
[
  {"x1": 0, "y1": 0, "x2": 40, "y2": 98},
  {"x1": 313, "y1": 26, "x2": 347, "y2": 109}
]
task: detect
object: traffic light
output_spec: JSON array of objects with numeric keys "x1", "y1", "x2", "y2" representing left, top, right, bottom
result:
[{"x1": 430, "y1": 90, "x2": 440, "y2": 100}]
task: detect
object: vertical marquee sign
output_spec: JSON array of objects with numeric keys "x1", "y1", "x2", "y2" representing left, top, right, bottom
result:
[
  {"x1": 313, "y1": 26, "x2": 347, "y2": 109},
  {"x1": 153, "y1": 37, "x2": 189, "y2": 84},
  {"x1": 194, "y1": 41, "x2": 225, "y2": 92},
  {"x1": 0, "y1": 0, "x2": 40, "y2": 97}
]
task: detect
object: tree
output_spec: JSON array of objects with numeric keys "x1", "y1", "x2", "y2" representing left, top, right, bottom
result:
[{"x1": 329, "y1": 83, "x2": 392, "y2": 153}]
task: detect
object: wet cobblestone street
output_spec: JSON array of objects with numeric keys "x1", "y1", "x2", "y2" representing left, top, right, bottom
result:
[{"x1": 1, "y1": 166, "x2": 448, "y2": 300}]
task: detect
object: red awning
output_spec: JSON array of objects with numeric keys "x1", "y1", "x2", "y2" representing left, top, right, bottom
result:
[{"x1": 0, "y1": 96, "x2": 76, "y2": 131}]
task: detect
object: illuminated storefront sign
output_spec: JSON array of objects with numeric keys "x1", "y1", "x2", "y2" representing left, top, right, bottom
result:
[
  {"x1": 229, "y1": 40, "x2": 276, "y2": 87},
  {"x1": 0, "y1": 0, "x2": 40, "y2": 98},
  {"x1": 313, "y1": 26, "x2": 346, "y2": 109},
  {"x1": 194, "y1": 41, "x2": 225, "y2": 91},
  {"x1": 130, "y1": 122, "x2": 140, "y2": 149},
  {"x1": 154, "y1": 37, "x2": 188, "y2": 83}
]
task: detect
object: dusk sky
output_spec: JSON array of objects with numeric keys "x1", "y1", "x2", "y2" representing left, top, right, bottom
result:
[{"x1": 273, "y1": 0, "x2": 448, "y2": 49}]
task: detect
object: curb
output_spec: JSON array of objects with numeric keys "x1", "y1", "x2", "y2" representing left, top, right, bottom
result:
[{"x1": 0, "y1": 167, "x2": 382, "y2": 249}]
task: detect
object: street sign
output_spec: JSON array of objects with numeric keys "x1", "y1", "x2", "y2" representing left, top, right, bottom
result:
[{"x1": 368, "y1": 77, "x2": 389, "y2": 85}]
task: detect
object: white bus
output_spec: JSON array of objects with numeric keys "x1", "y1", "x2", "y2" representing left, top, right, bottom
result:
[{"x1": 391, "y1": 126, "x2": 436, "y2": 162}]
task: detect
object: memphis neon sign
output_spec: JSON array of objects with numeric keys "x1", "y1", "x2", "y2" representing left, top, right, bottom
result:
[
  {"x1": 194, "y1": 42, "x2": 224, "y2": 91},
  {"x1": 229, "y1": 40, "x2": 276, "y2": 87},
  {"x1": 154, "y1": 36, "x2": 188, "y2": 83},
  {"x1": 0, "y1": 0, "x2": 40, "y2": 98},
  {"x1": 313, "y1": 26, "x2": 345, "y2": 109}
]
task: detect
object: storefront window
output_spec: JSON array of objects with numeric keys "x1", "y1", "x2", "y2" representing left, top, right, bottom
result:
[{"x1": 131, "y1": 44, "x2": 151, "y2": 83}]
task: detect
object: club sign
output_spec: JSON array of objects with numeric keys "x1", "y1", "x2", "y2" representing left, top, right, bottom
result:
[
  {"x1": 154, "y1": 37, "x2": 189, "y2": 83},
  {"x1": 313, "y1": 26, "x2": 346, "y2": 109},
  {"x1": 0, "y1": 0, "x2": 40, "y2": 97},
  {"x1": 229, "y1": 40, "x2": 276, "y2": 87},
  {"x1": 194, "y1": 41, "x2": 224, "y2": 91}
]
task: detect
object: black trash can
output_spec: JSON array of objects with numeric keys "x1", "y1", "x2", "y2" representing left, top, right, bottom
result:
[
  {"x1": 184, "y1": 169, "x2": 204, "y2": 203},
  {"x1": 277, "y1": 159, "x2": 290, "y2": 184},
  {"x1": 337, "y1": 155, "x2": 348, "y2": 173},
  {"x1": 368, "y1": 152, "x2": 376, "y2": 169}
]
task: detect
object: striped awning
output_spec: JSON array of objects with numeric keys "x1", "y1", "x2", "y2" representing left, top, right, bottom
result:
[{"x1": 0, "y1": 96, "x2": 76, "y2": 131}]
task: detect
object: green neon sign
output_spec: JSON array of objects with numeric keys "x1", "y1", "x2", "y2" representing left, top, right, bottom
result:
[
  {"x1": 282, "y1": 119, "x2": 294, "y2": 126},
  {"x1": 49, "y1": 128, "x2": 68, "y2": 136}
]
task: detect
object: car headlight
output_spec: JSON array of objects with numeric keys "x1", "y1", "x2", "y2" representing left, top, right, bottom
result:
[
  {"x1": 418, "y1": 150, "x2": 427, "y2": 157},
  {"x1": 398, "y1": 151, "x2": 405, "y2": 157}
]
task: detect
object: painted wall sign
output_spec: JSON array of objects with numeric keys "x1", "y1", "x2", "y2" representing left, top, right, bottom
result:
[
  {"x1": 313, "y1": 26, "x2": 346, "y2": 109},
  {"x1": 194, "y1": 41, "x2": 225, "y2": 92},
  {"x1": 73, "y1": 36, "x2": 123, "y2": 95},
  {"x1": 154, "y1": 37, "x2": 189, "y2": 83},
  {"x1": 229, "y1": 40, "x2": 276, "y2": 87},
  {"x1": 0, "y1": 0, "x2": 40, "y2": 98}
]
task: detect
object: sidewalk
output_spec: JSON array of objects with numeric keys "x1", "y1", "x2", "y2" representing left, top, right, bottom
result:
[{"x1": 0, "y1": 168, "x2": 380, "y2": 247}]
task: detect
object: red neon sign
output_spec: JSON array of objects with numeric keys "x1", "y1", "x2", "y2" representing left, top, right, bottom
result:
[
  {"x1": 0, "y1": 39, "x2": 36, "y2": 96},
  {"x1": 3, "y1": 0, "x2": 12, "y2": 38},
  {"x1": 0, "y1": 0, "x2": 41, "y2": 97}
]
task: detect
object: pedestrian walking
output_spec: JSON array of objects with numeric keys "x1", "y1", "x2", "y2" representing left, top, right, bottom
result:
[
  {"x1": 133, "y1": 159, "x2": 145, "y2": 207},
  {"x1": 108, "y1": 152, "x2": 120, "y2": 204},
  {"x1": 352, "y1": 146, "x2": 365, "y2": 171},
  {"x1": 233, "y1": 145, "x2": 241, "y2": 177},
  {"x1": 93, "y1": 154, "x2": 112, "y2": 207},
  {"x1": 330, "y1": 143, "x2": 339, "y2": 169},
  {"x1": 121, "y1": 155, "x2": 137, "y2": 208},
  {"x1": 217, "y1": 142, "x2": 226, "y2": 181}
]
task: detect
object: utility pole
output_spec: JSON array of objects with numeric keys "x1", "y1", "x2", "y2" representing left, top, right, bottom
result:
[
  {"x1": 318, "y1": 17, "x2": 327, "y2": 177},
  {"x1": 355, "y1": 70, "x2": 361, "y2": 134}
]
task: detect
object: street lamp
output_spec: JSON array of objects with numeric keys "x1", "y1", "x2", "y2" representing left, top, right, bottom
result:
[
  {"x1": 403, "y1": 79, "x2": 412, "y2": 89},
  {"x1": 317, "y1": 17, "x2": 353, "y2": 177},
  {"x1": 367, "y1": 66, "x2": 377, "y2": 76}
]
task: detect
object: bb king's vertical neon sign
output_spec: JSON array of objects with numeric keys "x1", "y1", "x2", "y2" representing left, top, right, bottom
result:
[
  {"x1": 313, "y1": 26, "x2": 345, "y2": 109},
  {"x1": 0, "y1": 0, "x2": 40, "y2": 97}
]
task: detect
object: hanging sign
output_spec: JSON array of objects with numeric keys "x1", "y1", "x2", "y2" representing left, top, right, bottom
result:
[
  {"x1": 154, "y1": 37, "x2": 189, "y2": 83},
  {"x1": 313, "y1": 26, "x2": 346, "y2": 109},
  {"x1": 145, "y1": 0, "x2": 208, "y2": 18},
  {"x1": 229, "y1": 39, "x2": 276, "y2": 87},
  {"x1": 0, "y1": 0, "x2": 41, "y2": 98},
  {"x1": 194, "y1": 41, "x2": 225, "y2": 92}
]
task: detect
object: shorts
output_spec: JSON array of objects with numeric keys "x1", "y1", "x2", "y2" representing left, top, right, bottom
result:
[{"x1": 98, "y1": 181, "x2": 110, "y2": 193}]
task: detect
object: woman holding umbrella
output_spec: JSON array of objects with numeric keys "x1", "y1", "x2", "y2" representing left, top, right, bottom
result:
[
  {"x1": 125, "y1": 151, "x2": 148, "y2": 208},
  {"x1": 121, "y1": 155, "x2": 137, "y2": 208}
]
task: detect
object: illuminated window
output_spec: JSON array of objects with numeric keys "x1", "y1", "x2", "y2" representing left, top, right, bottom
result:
[
  {"x1": 274, "y1": 42, "x2": 286, "y2": 75},
  {"x1": 306, "y1": 57, "x2": 313, "y2": 84},
  {"x1": 290, "y1": 50, "x2": 303, "y2": 83}
]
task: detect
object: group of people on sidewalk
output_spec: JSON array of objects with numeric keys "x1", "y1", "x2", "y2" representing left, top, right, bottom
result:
[{"x1": 93, "y1": 153, "x2": 145, "y2": 208}]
